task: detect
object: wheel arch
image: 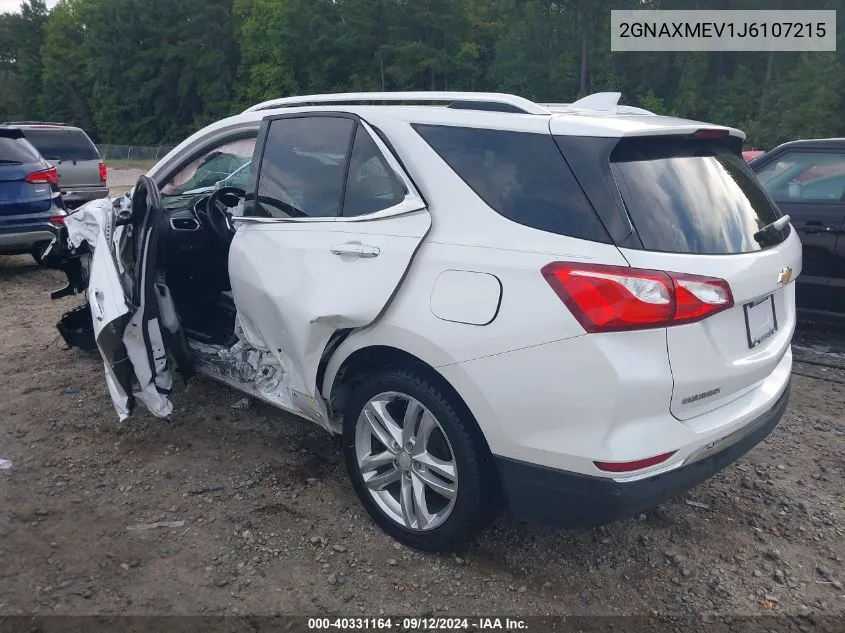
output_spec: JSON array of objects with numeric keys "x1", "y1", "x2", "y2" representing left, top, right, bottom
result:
[{"x1": 323, "y1": 337, "x2": 494, "y2": 460}]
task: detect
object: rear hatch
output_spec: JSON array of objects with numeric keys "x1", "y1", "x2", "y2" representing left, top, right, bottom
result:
[
  {"x1": 555, "y1": 130, "x2": 800, "y2": 422},
  {"x1": 0, "y1": 131, "x2": 54, "y2": 216},
  {"x1": 21, "y1": 127, "x2": 103, "y2": 189}
]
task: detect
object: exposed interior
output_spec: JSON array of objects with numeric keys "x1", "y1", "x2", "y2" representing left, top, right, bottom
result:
[
  {"x1": 159, "y1": 193, "x2": 240, "y2": 346},
  {"x1": 150, "y1": 137, "x2": 258, "y2": 346}
]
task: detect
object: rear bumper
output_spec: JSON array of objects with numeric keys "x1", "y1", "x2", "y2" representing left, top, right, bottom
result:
[
  {"x1": 61, "y1": 187, "x2": 109, "y2": 205},
  {"x1": 0, "y1": 225, "x2": 59, "y2": 254},
  {"x1": 494, "y1": 382, "x2": 790, "y2": 527}
]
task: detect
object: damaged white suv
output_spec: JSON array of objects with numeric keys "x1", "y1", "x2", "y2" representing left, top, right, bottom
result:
[{"x1": 48, "y1": 92, "x2": 800, "y2": 551}]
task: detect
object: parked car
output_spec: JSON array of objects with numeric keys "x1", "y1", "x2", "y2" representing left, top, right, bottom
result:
[
  {"x1": 47, "y1": 91, "x2": 799, "y2": 551},
  {"x1": 0, "y1": 127, "x2": 66, "y2": 261},
  {"x1": 743, "y1": 149, "x2": 765, "y2": 162},
  {"x1": 4, "y1": 122, "x2": 108, "y2": 209},
  {"x1": 750, "y1": 139, "x2": 845, "y2": 319}
]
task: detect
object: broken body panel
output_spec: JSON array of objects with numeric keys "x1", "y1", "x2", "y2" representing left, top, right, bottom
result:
[{"x1": 50, "y1": 112, "x2": 430, "y2": 430}]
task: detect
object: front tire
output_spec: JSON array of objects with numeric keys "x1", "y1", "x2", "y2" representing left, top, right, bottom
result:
[{"x1": 342, "y1": 367, "x2": 492, "y2": 551}]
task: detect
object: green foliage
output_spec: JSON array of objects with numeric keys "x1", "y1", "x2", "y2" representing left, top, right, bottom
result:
[
  {"x1": 1, "y1": 0, "x2": 843, "y2": 147},
  {"x1": 40, "y1": 0, "x2": 94, "y2": 131}
]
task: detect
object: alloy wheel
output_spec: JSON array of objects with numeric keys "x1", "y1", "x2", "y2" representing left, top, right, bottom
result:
[{"x1": 354, "y1": 391, "x2": 458, "y2": 531}]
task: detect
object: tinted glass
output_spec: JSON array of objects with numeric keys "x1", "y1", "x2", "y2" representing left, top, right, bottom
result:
[
  {"x1": 414, "y1": 125, "x2": 609, "y2": 242},
  {"x1": 0, "y1": 135, "x2": 41, "y2": 164},
  {"x1": 611, "y1": 140, "x2": 782, "y2": 254},
  {"x1": 255, "y1": 117, "x2": 355, "y2": 218},
  {"x1": 22, "y1": 128, "x2": 99, "y2": 161},
  {"x1": 754, "y1": 151, "x2": 845, "y2": 204},
  {"x1": 343, "y1": 126, "x2": 405, "y2": 216}
]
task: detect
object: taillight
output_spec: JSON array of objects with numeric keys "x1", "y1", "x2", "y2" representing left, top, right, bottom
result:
[
  {"x1": 25, "y1": 167, "x2": 58, "y2": 186},
  {"x1": 99, "y1": 162, "x2": 107, "y2": 183},
  {"x1": 541, "y1": 262, "x2": 734, "y2": 333},
  {"x1": 49, "y1": 215, "x2": 66, "y2": 225}
]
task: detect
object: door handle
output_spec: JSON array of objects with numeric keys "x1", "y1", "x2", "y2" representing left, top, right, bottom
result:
[
  {"x1": 802, "y1": 221, "x2": 835, "y2": 235},
  {"x1": 92, "y1": 289, "x2": 106, "y2": 322},
  {"x1": 330, "y1": 241, "x2": 380, "y2": 258}
]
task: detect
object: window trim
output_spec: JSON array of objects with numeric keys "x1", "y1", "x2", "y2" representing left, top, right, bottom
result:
[{"x1": 240, "y1": 111, "x2": 425, "y2": 224}]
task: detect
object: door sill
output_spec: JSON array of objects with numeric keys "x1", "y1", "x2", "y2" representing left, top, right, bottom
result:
[{"x1": 187, "y1": 338, "x2": 331, "y2": 431}]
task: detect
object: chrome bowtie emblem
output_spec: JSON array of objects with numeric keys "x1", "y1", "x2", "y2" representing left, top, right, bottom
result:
[{"x1": 777, "y1": 267, "x2": 793, "y2": 285}]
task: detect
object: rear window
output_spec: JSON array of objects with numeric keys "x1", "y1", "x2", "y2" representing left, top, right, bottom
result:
[
  {"x1": 610, "y1": 138, "x2": 782, "y2": 254},
  {"x1": 22, "y1": 128, "x2": 99, "y2": 161},
  {"x1": 0, "y1": 135, "x2": 41, "y2": 164},
  {"x1": 413, "y1": 125, "x2": 610, "y2": 243}
]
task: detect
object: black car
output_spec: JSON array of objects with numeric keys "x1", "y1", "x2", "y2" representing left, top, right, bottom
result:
[
  {"x1": 0, "y1": 127, "x2": 67, "y2": 262},
  {"x1": 750, "y1": 139, "x2": 845, "y2": 319}
]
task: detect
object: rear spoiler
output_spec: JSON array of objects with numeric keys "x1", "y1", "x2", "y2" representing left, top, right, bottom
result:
[{"x1": 611, "y1": 130, "x2": 744, "y2": 158}]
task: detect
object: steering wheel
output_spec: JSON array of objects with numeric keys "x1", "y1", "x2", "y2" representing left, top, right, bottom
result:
[{"x1": 205, "y1": 186, "x2": 246, "y2": 246}]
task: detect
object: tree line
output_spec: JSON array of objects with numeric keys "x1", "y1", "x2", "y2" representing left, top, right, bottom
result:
[{"x1": 1, "y1": 0, "x2": 843, "y2": 148}]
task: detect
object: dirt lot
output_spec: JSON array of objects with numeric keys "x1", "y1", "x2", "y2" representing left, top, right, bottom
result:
[
  {"x1": 0, "y1": 253, "x2": 843, "y2": 620},
  {"x1": 106, "y1": 167, "x2": 146, "y2": 197}
]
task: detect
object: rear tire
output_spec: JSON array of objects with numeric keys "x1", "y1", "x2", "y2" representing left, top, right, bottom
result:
[{"x1": 342, "y1": 367, "x2": 493, "y2": 552}]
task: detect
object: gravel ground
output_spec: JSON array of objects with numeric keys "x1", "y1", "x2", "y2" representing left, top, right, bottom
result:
[{"x1": 0, "y1": 254, "x2": 843, "y2": 621}]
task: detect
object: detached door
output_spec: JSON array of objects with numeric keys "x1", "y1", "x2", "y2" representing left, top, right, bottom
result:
[
  {"x1": 228, "y1": 113, "x2": 430, "y2": 414},
  {"x1": 88, "y1": 176, "x2": 193, "y2": 420},
  {"x1": 87, "y1": 204, "x2": 135, "y2": 420},
  {"x1": 753, "y1": 149, "x2": 845, "y2": 315}
]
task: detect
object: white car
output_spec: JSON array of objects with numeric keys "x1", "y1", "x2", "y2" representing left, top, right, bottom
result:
[{"x1": 50, "y1": 91, "x2": 800, "y2": 551}]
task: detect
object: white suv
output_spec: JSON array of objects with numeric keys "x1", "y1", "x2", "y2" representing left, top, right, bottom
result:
[{"x1": 51, "y1": 91, "x2": 800, "y2": 551}]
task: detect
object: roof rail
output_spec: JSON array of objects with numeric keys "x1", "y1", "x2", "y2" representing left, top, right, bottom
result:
[
  {"x1": 3, "y1": 120, "x2": 68, "y2": 126},
  {"x1": 243, "y1": 91, "x2": 550, "y2": 115}
]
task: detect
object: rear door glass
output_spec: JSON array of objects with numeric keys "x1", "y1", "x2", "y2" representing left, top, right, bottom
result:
[
  {"x1": 610, "y1": 139, "x2": 782, "y2": 254},
  {"x1": 22, "y1": 129, "x2": 99, "y2": 161},
  {"x1": 414, "y1": 124, "x2": 610, "y2": 242}
]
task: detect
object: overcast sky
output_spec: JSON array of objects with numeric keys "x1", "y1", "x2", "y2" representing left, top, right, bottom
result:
[{"x1": 0, "y1": 0, "x2": 58, "y2": 13}]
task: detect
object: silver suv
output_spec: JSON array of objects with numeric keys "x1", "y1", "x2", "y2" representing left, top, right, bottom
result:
[{"x1": 6, "y1": 122, "x2": 109, "y2": 208}]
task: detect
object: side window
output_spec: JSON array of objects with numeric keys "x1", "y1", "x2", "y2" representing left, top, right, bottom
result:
[
  {"x1": 254, "y1": 116, "x2": 355, "y2": 219},
  {"x1": 161, "y1": 136, "x2": 256, "y2": 196},
  {"x1": 414, "y1": 124, "x2": 610, "y2": 242},
  {"x1": 342, "y1": 126, "x2": 405, "y2": 217},
  {"x1": 755, "y1": 152, "x2": 845, "y2": 204}
]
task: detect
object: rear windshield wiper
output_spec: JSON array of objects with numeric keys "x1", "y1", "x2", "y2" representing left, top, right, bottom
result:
[
  {"x1": 0, "y1": 159, "x2": 22, "y2": 164},
  {"x1": 754, "y1": 215, "x2": 791, "y2": 247}
]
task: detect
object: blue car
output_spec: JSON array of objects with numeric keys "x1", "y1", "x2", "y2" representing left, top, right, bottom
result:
[{"x1": 0, "y1": 127, "x2": 67, "y2": 263}]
